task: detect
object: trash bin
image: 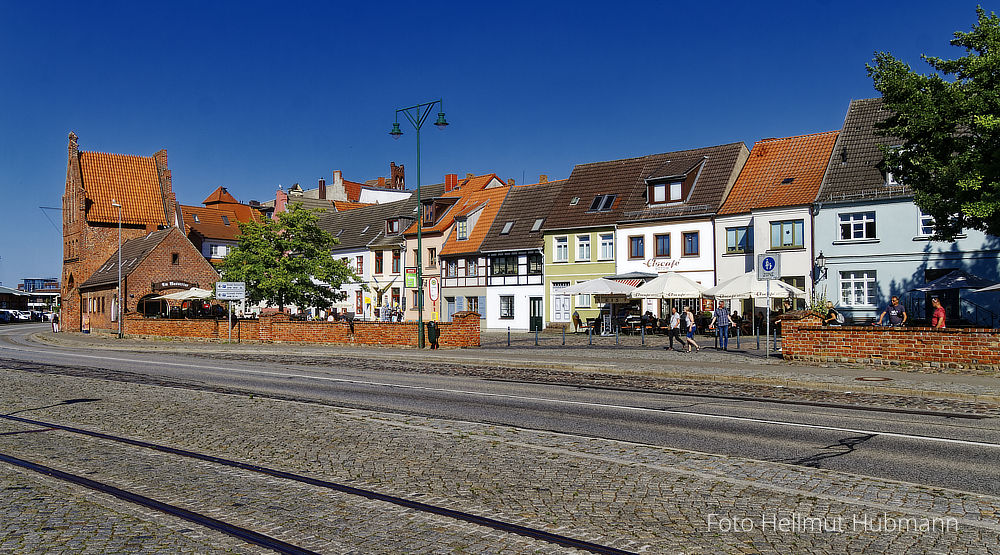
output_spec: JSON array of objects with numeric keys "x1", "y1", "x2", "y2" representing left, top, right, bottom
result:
[{"x1": 426, "y1": 320, "x2": 440, "y2": 349}]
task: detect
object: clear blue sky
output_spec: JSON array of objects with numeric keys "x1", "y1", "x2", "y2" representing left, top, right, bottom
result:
[{"x1": 0, "y1": 0, "x2": 988, "y2": 287}]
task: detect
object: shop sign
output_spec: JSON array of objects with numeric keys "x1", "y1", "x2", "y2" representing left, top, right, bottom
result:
[
  {"x1": 404, "y1": 267, "x2": 418, "y2": 288},
  {"x1": 152, "y1": 280, "x2": 195, "y2": 291},
  {"x1": 644, "y1": 258, "x2": 681, "y2": 270}
]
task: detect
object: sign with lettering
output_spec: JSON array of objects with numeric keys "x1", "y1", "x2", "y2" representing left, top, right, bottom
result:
[
  {"x1": 215, "y1": 282, "x2": 246, "y2": 300},
  {"x1": 757, "y1": 253, "x2": 781, "y2": 280},
  {"x1": 428, "y1": 277, "x2": 439, "y2": 302},
  {"x1": 644, "y1": 258, "x2": 682, "y2": 271},
  {"x1": 152, "y1": 280, "x2": 196, "y2": 292},
  {"x1": 404, "y1": 267, "x2": 418, "y2": 288}
]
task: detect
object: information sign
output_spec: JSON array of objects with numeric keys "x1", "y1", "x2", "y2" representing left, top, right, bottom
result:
[
  {"x1": 215, "y1": 281, "x2": 246, "y2": 300},
  {"x1": 404, "y1": 268, "x2": 418, "y2": 288},
  {"x1": 757, "y1": 253, "x2": 781, "y2": 281}
]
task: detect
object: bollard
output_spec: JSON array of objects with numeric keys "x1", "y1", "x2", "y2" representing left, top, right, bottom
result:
[
  {"x1": 615, "y1": 326, "x2": 619, "y2": 346},
  {"x1": 736, "y1": 322, "x2": 740, "y2": 349},
  {"x1": 507, "y1": 326, "x2": 510, "y2": 347},
  {"x1": 641, "y1": 322, "x2": 645, "y2": 346},
  {"x1": 562, "y1": 325, "x2": 565, "y2": 346},
  {"x1": 755, "y1": 322, "x2": 760, "y2": 350},
  {"x1": 588, "y1": 325, "x2": 592, "y2": 345}
]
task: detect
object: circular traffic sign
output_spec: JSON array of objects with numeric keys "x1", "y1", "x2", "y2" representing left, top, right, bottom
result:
[{"x1": 763, "y1": 257, "x2": 776, "y2": 272}]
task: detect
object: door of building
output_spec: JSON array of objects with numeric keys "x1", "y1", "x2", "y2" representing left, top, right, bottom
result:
[
  {"x1": 529, "y1": 297, "x2": 543, "y2": 331},
  {"x1": 551, "y1": 281, "x2": 570, "y2": 322}
]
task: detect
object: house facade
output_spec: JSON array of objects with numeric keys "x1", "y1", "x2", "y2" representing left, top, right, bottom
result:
[
  {"x1": 814, "y1": 98, "x2": 1000, "y2": 324},
  {"x1": 714, "y1": 131, "x2": 840, "y2": 315},
  {"x1": 479, "y1": 178, "x2": 565, "y2": 331}
]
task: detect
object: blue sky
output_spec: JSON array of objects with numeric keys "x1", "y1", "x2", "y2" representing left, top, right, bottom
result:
[{"x1": 0, "y1": 0, "x2": 989, "y2": 287}]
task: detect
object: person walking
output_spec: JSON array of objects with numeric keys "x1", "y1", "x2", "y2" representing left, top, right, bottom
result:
[
  {"x1": 681, "y1": 305, "x2": 700, "y2": 352},
  {"x1": 709, "y1": 300, "x2": 732, "y2": 350},
  {"x1": 877, "y1": 296, "x2": 908, "y2": 326},
  {"x1": 665, "y1": 307, "x2": 681, "y2": 351},
  {"x1": 931, "y1": 296, "x2": 946, "y2": 329}
]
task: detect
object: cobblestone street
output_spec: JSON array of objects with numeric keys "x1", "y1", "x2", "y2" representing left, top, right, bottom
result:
[{"x1": 2, "y1": 364, "x2": 999, "y2": 554}]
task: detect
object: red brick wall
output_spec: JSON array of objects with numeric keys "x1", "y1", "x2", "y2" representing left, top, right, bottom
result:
[
  {"x1": 782, "y1": 312, "x2": 1000, "y2": 370},
  {"x1": 124, "y1": 310, "x2": 481, "y2": 348}
]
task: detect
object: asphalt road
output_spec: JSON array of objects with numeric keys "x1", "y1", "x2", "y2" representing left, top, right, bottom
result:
[{"x1": 2, "y1": 324, "x2": 998, "y2": 496}]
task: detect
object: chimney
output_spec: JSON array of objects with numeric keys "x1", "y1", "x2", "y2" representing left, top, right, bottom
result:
[
  {"x1": 539, "y1": 174, "x2": 548, "y2": 184},
  {"x1": 377, "y1": 177, "x2": 386, "y2": 187},
  {"x1": 466, "y1": 173, "x2": 474, "y2": 179},
  {"x1": 329, "y1": 170, "x2": 347, "y2": 201},
  {"x1": 445, "y1": 173, "x2": 458, "y2": 192},
  {"x1": 507, "y1": 178, "x2": 515, "y2": 187},
  {"x1": 319, "y1": 177, "x2": 326, "y2": 199},
  {"x1": 391, "y1": 162, "x2": 405, "y2": 189},
  {"x1": 276, "y1": 186, "x2": 287, "y2": 214}
]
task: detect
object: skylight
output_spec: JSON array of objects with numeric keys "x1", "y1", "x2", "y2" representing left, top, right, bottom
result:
[
  {"x1": 192, "y1": 214, "x2": 200, "y2": 223},
  {"x1": 361, "y1": 225, "x2": 370, "y2": 234},
  {"x1": 500, "y1": 221, "x2": 514, "y2": 235},
  {"x1": 570, "y1": 197, "x2": 580, "y2": 205},
  {"x1": 588, "y1": 194, "x2": 617, "y2": 212},
  {"x1": 222, "y1": 215, "x2": 230, "y2": 225},
  {"x1": 531, "y1": 218, "x2": 544, "y2": 232},
  {"x1": 781, "y1": 177, "x2": 795, "y2": 184}
]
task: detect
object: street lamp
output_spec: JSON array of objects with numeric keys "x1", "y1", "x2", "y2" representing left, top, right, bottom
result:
[
  {"x1": 814, "y1": 251, "x2": 828, "y2": 283},
  {"x1": 111, "y1": 199, "x2": 122, "y2": 338},
  {"x1": 390, "y1": 99, "x2": 449, "y2": 348}
]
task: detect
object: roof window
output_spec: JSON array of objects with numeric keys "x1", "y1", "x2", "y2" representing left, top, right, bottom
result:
[
  {"x1": 588, "y1": 194, "x2": 617, "y2": 212},
  {"x1": 361, "y1": 225, "x2": 370, "y2": 234},
  {"x1": 570, "y1": 197, "x2": 580, "y2": 205},
  {"x1": 192, "y1": 214, "x2": 200, "y2": 223},
  {"x1": 500, "y1": 221, "x2": 514, "y2": 235},
  {"x1": 781, "y1": 177, "x2": 795, "y2": 184},
  {"x1": 221, "y1": 215, "x2": 230, "y2": 225},
  {"x1": 531, "y1": 218, "x2": 544, "y2": 232}
]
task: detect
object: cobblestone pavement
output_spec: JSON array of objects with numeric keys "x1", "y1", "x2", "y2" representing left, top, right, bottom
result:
[{"x1": 1, "y1": 367, "x2": 998, "y2": 553}]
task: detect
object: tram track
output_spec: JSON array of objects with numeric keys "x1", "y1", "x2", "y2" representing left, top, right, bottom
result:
[{"x1": 0, "y1": 412, "x2": 635, "y2": 555}]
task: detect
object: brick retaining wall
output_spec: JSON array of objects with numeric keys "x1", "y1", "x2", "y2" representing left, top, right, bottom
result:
[
  {"x1": 782, "y1": 311, "x2": 1000, "y2": 371},
  {"x1": 124, "y1": 311, "x2": 480, "y2": 348}
]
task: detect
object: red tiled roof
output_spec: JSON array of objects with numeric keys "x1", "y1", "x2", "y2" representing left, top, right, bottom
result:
[
  {"x1": 439, "y1": 183, "x2": 511, "y2": 256},
  {"x1": 181, "y1": 205, "x2": 246, "y2": 241},
  {"x1": 79, "y1": 151, "x2": 167, "y2": 226},
  {"x1": 344, "y1": 180, "x2": 365, "y2": 202},
  {"x1": 202, "y1": 186, "x2": 240, "y2": 205},
  {"x1": 718, "y1": 131, "x2": 839, "y2": 215},
  {"x1": 403, "y1": 174, "x2": 506, "y2": 236},
  {"x1": 333, "y1": 201, "x2": 374, "y2": 212}
]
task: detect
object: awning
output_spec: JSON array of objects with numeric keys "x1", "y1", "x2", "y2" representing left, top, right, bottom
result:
[
  {"x1": 912, "y1": 270, "x2": 997, "y2": 292},
  {"x1": 152, "y1": 287, "x2": 214, "y2": 300}
]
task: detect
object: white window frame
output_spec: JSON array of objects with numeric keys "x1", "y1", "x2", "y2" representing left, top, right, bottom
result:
[
  {"x1": 554, "y1": 236, "x2": 568, "y2": 262},
  {"x1": 574, "y1": 280, "x2": 591, "y2": 308},
  {"x1": 499, "y1": 295, "x2": 514, "y2": 319},
  {"x1": 670, "y1": 181, "x2": 682, "y2": 201},
  {"x1": 456, "y1": 219, "x2": 468, "y2": 240},
  {"x1": 599, "y1": 233, "x2": 614, "y2": 261},
  {"x1": 917, "y1": 208, "x2": 935, "y2": 237},
  {"x1": 576, "y1": 234, "x2": 591, "y2": 261},
  {"x1": 650, "y1": 183, "x2": 666, "y2": 203},
  {"x1": 840, "y1": 270, "x2": 877, "y2": 307},
  {"x1": 838, "y1": 211, "x2": 876, "y2": 241}
]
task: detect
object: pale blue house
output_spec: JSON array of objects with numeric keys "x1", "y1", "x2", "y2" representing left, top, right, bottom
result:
[{"x1": 812, "y1": 98, "x2": 999, "y2": 326}]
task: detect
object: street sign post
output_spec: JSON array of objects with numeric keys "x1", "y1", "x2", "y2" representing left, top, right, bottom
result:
[
  {"x1": 215, "y1": 282, "x2": 246, "y2": 343},
  {"x1": 757, "y1": 254, "x2": 781, "y2": 357}
]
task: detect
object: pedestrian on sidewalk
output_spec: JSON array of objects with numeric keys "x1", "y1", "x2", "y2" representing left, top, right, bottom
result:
[
  {"x1": 681, "y1": 306, "x2": 700, "y2": 352},
  {"x1": 710, "y1": 300, "x2": 732, "y2": 350},
  {"x1": 665, "y1": 307, "x2": 681, "y2": 350},
  {"x1": 931, "y1": 296, "x2": 946, "y2": 329},
  {"x1": 877, "y1": 296, "x2": 908, "y2": 327}
]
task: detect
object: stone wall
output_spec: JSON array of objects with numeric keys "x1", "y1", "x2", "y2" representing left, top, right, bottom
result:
[
  {"x1": 782, "y1": 311, "x2": 1000, "y2": 371},
  {"x1": 123, "y1": 310, "x2": 480, "y2": 348}
]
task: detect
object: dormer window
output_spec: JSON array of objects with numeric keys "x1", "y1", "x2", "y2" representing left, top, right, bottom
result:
[
  {"x1": 648, "y1": 181, "x2": 683, "y2": 204},
  {"x1": 423, "y1": 205, "x2": 434, "y2": 224},
  {"x1": 386, "y1": 219, "x2": 399, "y2": 234},
  {"x1": 457, "y1": 219, "x2": 468, "y2": 240},
  {"x1": 588, "y1": 194, "x2": 616, "y2": 212}
]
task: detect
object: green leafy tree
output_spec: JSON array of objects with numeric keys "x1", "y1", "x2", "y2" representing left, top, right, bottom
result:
[
  {"x1": 219, "y1": 203, "x2": 355, "y2": 311},
  {"x1": 867, "y1": 7, "x2": 1000, "y2": 239}
]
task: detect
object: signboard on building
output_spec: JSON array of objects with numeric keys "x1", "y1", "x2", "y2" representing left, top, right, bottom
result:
[
  {"x1": 152, "y1": 280, "x2": 196, "y2": 292},
  {"x1": 404, "y1": 267, "x2": 418, "y2": 288},
  {"x1": 215, "y1": 282, "x2": 246, "y2": 300},
  {"x1": 757, "y1": 253, "x2": 781, "y2": 281}
]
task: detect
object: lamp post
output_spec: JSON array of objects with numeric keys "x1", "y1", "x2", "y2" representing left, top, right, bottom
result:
[
  {"x1": 814, "y1": 251, "x2": 827, "y2": 283},
  {"x1": 111, "y1": 199, "x2": 122, "y2": 338},
  {"x1": 390, "y1": 99, "x2": 449, "y2": 348}
]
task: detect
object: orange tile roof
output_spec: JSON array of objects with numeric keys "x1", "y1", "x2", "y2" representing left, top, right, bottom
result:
[
  {"x1": 403, "y1": 174, "x2": 505, "y2": 236},
  {"x1": 718, "y1": 131, "x2": 839, "y2": 215},
  {"x1": 181, "y1": 205, "x2": 245, "y2": 241},
  {"x1": 344, "y1": 180, "x2": 365, "y2": 201},
  {"x1": 333, "y1": 201, "x2": 374, "y2": 212},
  {"x1": 439, "y1": 179, "x2": 511, "y2": 256},
  {"x1": 202, "y1": 186, "x2": 240, "y2": 205},
  {"x1": 78, "y1": 151, "x2": 168, "y2": 226}
]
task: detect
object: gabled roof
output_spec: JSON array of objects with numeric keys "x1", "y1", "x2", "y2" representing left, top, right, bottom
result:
[
  {"x1": 80, "y1": 228, "x2": 175, "y2": 288},
  {"x1": 202, "y1": 186, "x2": 240, "y2": 206},
  {"x1": 545, "y1": 143, "x2": 748, "y2": 230},
  {"x1": 718, "y1": 131, "x2": 839, "y2": 215},
  {"x1": 317, "y1": 183, "x2": 445, "y2": 252},
  {"x1": 181, "y1": 205, "x2": 245, "y2": 241},
  {"x1": 439, "y1": 180, "x2": 513, "y2": 257},
  {"x1": 479, "y1": 180, "x2": 566, "y2": 253},
  {"x1": 816, "y1": 98, "x2": 910, "y2": 203},
  {"x1": 403, "y1": 174, "x2": 507, "y2": 236},
  {"x1": 78, "y1": 151, "x2": 168, "y2": 226}
]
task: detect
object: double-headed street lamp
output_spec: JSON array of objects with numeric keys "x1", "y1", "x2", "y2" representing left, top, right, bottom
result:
[
  {"x1": 111, "y1": 199, "x2": 123, "y2": 338},
  {"x1": 390, "y1": 99, "x2": 449, "y2": 349}
]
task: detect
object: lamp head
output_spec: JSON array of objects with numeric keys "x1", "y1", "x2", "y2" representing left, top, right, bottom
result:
[
  {"x1": 816, "y1": 251, "x2": 826, "y2": 269},
  {"x1": 434, "y1": 111, "x2": 449, "y2": 129},
  {"x1": 389, "y1": 122, "x2": 403, "y2": 139}
]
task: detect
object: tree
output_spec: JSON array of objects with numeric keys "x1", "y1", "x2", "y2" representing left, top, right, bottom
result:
[
  {"x1": 219, "y1": 203, "x2": 356, "y2": 311},
  {"x1": 867, "y1": 7, "x2": 1000, "y2": 239}
]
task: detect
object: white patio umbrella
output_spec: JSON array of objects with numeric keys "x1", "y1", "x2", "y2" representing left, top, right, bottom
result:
[
  {"x1": 975, "y1": 283, "x2": 1000, "y2": 293},
  {"x1": 152, "y1": 287, "x2": 214, "y2": 300},
  {"x1": 630, "y1": 272, "x2": 707, "y2": 299},
  {"x1": 703, "y1": 272, "x2": 806, "y2": 300},
  {"x1": 561, "y1": 278, "x2": 636, "y2": 295}
]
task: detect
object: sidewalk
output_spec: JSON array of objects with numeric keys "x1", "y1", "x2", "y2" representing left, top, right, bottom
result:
[{"x1": 30, "y1": 328, "x2": 1000, "y2": 405}]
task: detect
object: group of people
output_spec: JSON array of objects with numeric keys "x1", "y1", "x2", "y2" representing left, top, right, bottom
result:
[
  {"x1": 664, "y1": 305, "x2": 702, "y2": 352},
  {"x1": 821, "y1": 295, "x2": 946, "y2": 328}
]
